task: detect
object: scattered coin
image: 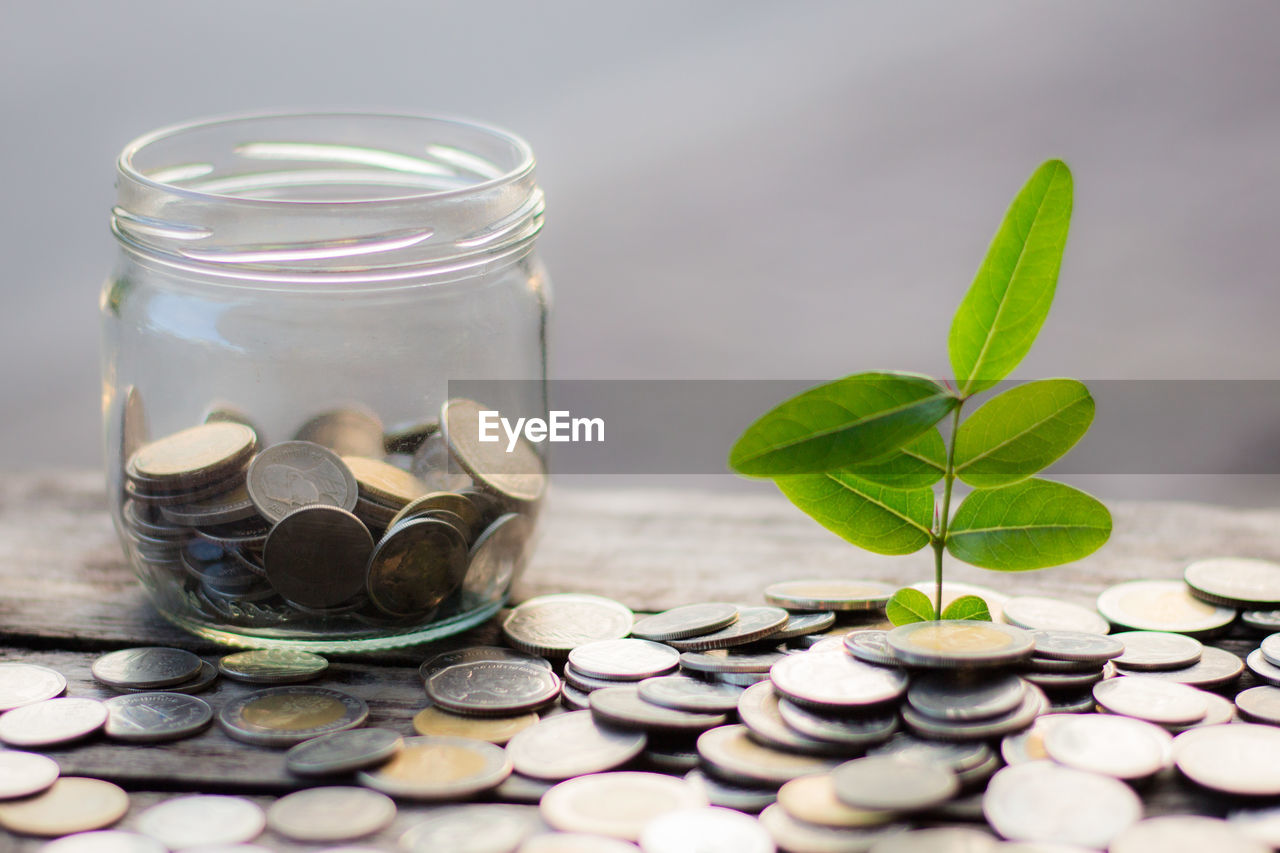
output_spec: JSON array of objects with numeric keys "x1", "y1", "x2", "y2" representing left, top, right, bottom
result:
[
  {"x1": 285, "y1": 727, "x2": 404, "y2": 776},
  {"x1": 0, "y1": 697, "x2": 107, "y2": 747},
  {"x1": 1235, "y1": 686, "x2": 1280, "y2": 725},
  {"x1": 0, "y1": 777, "x2": 129, "y2": 837},
  {"x1": 1248, "y1": 648, "x2": 1280, "y2": 686},
  {"x1": 563, "y1": 662, "x2": 628, "y2": 693},
  {"x1": 737, "y1": 681, "x2": 852, "y2": 756},
  {"x1": 366, "y1": 516, "x2": 469, "y2": 616},
  {"x1": 218, "y1": 686, "x2": 368, "y2": 747},
  {"x1": 1031, "y1": 629, "x2": 1124, "y2": 662},
  {"x1": 262, "y1": 505, "x2": 373, "y2": 611},
  {"x1": 906, "y1": 672, "x2": 1026, "y2": 722},
  {"x1": 776, "y1": 774, "x2": 895, "y2": 829},
  {"x1": 267, "y1": 786, "x2": 396, "y2": 842},
  {"x1": 685, "y1": 769, "x2": 778, "y2": 814},
  {"x1": 1260, "y1": 632, "x2": 1280, "y2": 667},
  {"x1": 491, "y1": 772, "x2": 557, "y2": 805},
  {"x1": 639, "y1": 806, "x2": 775, "y2": 853},
  {"x1": 0, "y1": 663, "x2": 67, "y2": 711},
  {"x1": 40, "y1": 830, "x2": 167, "y2": 853},
  {"x1": 413, "y1": 705, "x2": 539, "y2": 744},
  {"x1": 506, "y1": 710, "x2": 647, "y2": 780},
  {"x1": 115, "y1": 660, "x2": 218, "y2": 695},
  {"x1": 1111, "y1": 630, "x2": 1203, "y2": 670},
  {"x1": 679, "y1": 649, "x2": 787, "y2": 675},
  {"x1": 758, "y1": 803, "x2": 906, "y2": 853},
  {"x1": 1244, "y1": 610, "x2": 1280, "y2": 633},
  {"x1": 1044, "y1": 713, "x2": 1172, "y2": 779},
  {"x1": 540, "y1": 772, "x2": 708, "y2": 841},
  {"x1": 1118, "y1": 645, "x2": 1244, "y2": 688},
  {"x1": 869, "y1": 733, "x2": 994, "y2": 774},
  {"x1": 1184, "y1": 557, "x2": 1280, "y2": 608},
  {"x1": 216, "y1": 649, "x2": 328, "y2": 684},
  {"x1": 560, "y1": 684, "x2": 591, "y2": 712},
  {"x1": 696, "y1": 724, "x2": 843, "y2": 787},
  {"x1": 92, "y1": 647, "x2": 203, "y2": 689},
  {"x1": 0, "y1": 750, "x2": 59, "y2": 800},
  {"x1": 1177, "y1": 724, "x2": 1280, "y2": 796},
  {"x1": 521, "y1": 833, "x2": 641, "y2": 853},
  {"x1": 644, "y1": 744, "x2": 702, "y2": 774},
  {"x1": 590, "y1": 685, "x2": 728, "y2": 733},
  {"x1": 397, "y1": 804, "x2": 545, "y2": 853},
  {"x1": 775, "y1": 695, "x2": 899, "y2": 748},
  {"x1": 771, "y1": 611, "x2": 838, "y2": 640},
  {"x1": 1111, "y1": 815, "x2": 1269, "y2": 853},
  {"x1": 764, "y1": 579, "x2": 895, "y2": 612},
  {"x1": 426, "y1": 660, "x2": 561, "y2": 717},
  {"x1": 770, "y1": 650, "x2": 908, "y2": 710},
  {"x1": 666, "y1": 606, "x2": 790, "y2": 652},
  {"x1": 1093, "y1": 675, "x2": 1209, "y2": 726},
  {"x1": 569, "y1": 639, "x2": 680, "y2": 681},
  {"x1": 245, "y1": 440, "x2": 358, "y2": 523},
  {"x1": 1000, "y1": 713, "x2": 1076, "y2": 765},
  {"x1": 902, "y1": 683, "x2": 1045, "y2": 742},
  {"x1": 357, "y1": 734, "x2": 512, "y2": 799},
  {"x1": 1097, "y1": 579, "x2": 1236, "y2": 635},
  {"x1": 983, "y1": 761, "x2": 1141, "y2": 849},
  {"x1": 631, "y1": 603, "x2": 740, "y2": 642},
  {"x1": 103, "y1": 692, "x2": 213, "y2": 742},
  {"x1": 502, "y1": 594, "x2": 634, "y2": 657},
  {"x1": 1229, "y1": 805, "x2": 1280, "y2": 849},
  {"x1": 1002, "y1": 595, "x2": 1111, "y2": 635},
  {"x1": 886, "y1": 620, "x2": 1035, "y2": 668},
  {"x1": 1168, "y1": 689, "x2": 1238, "y2": 731},
  {"x1": 136, "y1": 795, "x2": 265, "y2": 849},
  {"x1": 1022, "y1": 664, "x2": 1107, "y2": 692},
  {"x1": 419, "y1": 646, "x2": 553, "y2": 681},
  {"x1": 843, "y1": 630, "x2": 900, "y2": 666},
  {"x1": 639, "y1": 675, "x2": 745, "y2": 713}
]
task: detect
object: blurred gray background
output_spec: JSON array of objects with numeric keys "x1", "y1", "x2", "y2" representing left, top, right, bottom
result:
[{"x1": 2, "y1": 1, "x2": 1278, "y2": 503}]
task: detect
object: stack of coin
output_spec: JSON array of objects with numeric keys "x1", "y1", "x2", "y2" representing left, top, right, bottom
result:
[
  {"x1": 117, "y1": 397, "x2": 544, "y2": 633},
  {"x1": 91, "y1": 647, "x2": 217, "y2": 695}
]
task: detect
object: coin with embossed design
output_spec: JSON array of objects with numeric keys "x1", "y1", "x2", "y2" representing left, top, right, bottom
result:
[
  {"x1": 502, "y1": 594, "x2": 634, "y2": 657},
  {"x1": 285, "y1": 727, "x2": 404, "y2": 776},
  {"x1": 246, "y1": 441, "x2": 357, "y2": 523},
  {"x1": 0, "y1": 697, "x2": 107, "y2": 747},
  {"x1": 366, "y1": 516, "x2": 469, "y2": 617},
  {"x1": 217, "y1": 649, "x2": 329, "y2": 684},
  {"x1": 632, "y1": 603, "x2": 740, "y2": 642},
  {"x1": 666, "y1": 607, "x2": 789, "y2": 652},
  {"x1": 92, "y1": 647, "x2": 203, "y2": 689},
  {"x1": 569, "y1": 639, "x2": 680, "y2": 681},
  {"x1": 426, "y1": 660, "x2": 560, "y2": 717},
  {"x1": 770, "y1": 650, "x2": 908, "y2": 710},
  {"x1": 506, "y1": 710, "x2": 647, "y2": 780},
  {"x1": 263, "y1": 505, "x2": 373, "y2": 610},
  {"x1": 219, "y1": 686, "x2": 368, "y2": 747},
  {"x1": 887, "y1": 620, "x2": 1035, "y2": 668},
  {"x1": 443, "y1": 398, "x2": 547, "y2": 505},
  {"x1": 104, "y1": 693, "x2": 212, "y2": 742},
  {"x1": 0, "y1": 662, "x2": 67, "y2": 711}
]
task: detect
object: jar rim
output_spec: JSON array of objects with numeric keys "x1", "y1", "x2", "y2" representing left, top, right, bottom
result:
[{"x1": 117, "y1": 110, "x2": 536, "y2": 207}]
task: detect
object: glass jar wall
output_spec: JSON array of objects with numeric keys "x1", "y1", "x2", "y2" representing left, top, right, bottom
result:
[{"x1": 101, "y1": 113, "x2": 550, "y2": 651}]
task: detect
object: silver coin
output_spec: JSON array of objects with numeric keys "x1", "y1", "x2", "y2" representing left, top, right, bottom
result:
[
  {"x1": 983, "y1": 761, "x2": 1141, "y2": 849},
  {"x1": 103, "y1": 693, "x2": 212, "y2": 743},
  {"x1": 136, "y1": 795, "x2": 265, "y2": 848},
  {"x1": 0, "y1": 697, "x2": 107, "y2": 747},
  {"x1": 426, "y1": 661, "x2": 561, "y2": 717},
  {"x1": 0, "y1": 750, "x2": 59, "y2": 800},
  {"x1": 1236, "y1": 685, "x2": 1280, "y2": 725},
  {"x1": 666, "y1": 607, "x2": 790, "y2": 652},
  {"x1": 1185, "y1": 557, "x2": 1280, "y2": 607},
  {"x1": 737, "y1": 682, "x2": 854, "y2": 756},
  {"x1": 502, "y1": 594, "x2": 634, "y2": 657},
  {"x1": 1261, "y1": 633, "x2": 1280, "y2": 667},
  {"x1": 831, "y1": 755, "x2": 958, "y2": 812},
  {"x1": 638, "y1": 675, "x2": 744, "y2": 713},
  {"x1": 767, "y1": 611, "x2": 838, "y2": 641},
  {"x1": 868, "y1": 733, "x2": 992, "y2": 773},
  {"x1": 491, "y1": 771, "x2": 556, "y2": 804},
  {"x1": 1174, "y1": 724, "x2": 1280, "y2": 795},
  {"x1": 1093, "y1": 675, "x2": 1209, "y2": 726},
  {"x1": 774, "y1": 774, "x2": 897, "y2": 831},
  {"x1": 590, "y1": 685, "x2": 728, "y2": 733},
  {"x1": 267, "y1": 786, "x2": 396, "y2": 842},
  {"x1": 1248, "y1": 648, "x2": 1280, "y2": 686},
  {"x1": 906, "y1": 672, "x2": 1026, "y2": 722},
  {"x1": 419, "y1": 645, "x2": 552, "y2": 682},
  {"x1": 696, "y1": 724, "x2": 843, "y2": 787},
  {"x1": 1244, "y1": 610, "x2": 1280, "y2": 633},
  {"x1": 901, "y1": 684, "x2": 1047, "y2": 743},
  {"x1": 1043, "y1": 713, "x2": 1172, "y2": 780},
  {"x1": 562, "y1": 662, "x2": 624, "y2": 693},
  {"x1": 521, "y1": 833, "x2": 640, "y2": 853},
  {"x1": 679, "y1": 649, "x2": 787, "y2": 675},
  {"x1": 398, "y1": 804, "x2": 545, "y2": 853},
  {"x1": 1002, "y1": 595, "x2": 1111, "y2": 635},
  {"x1": 246, "y1": 440, "x2": 358, "y2": 523},
  {"x1": 685, "y1": 769, "x2": 777, "y2": 814},
  {"x1": 560, "y1": 683, "x2": 591, "y2": 711},
  {"x1": 357, "y1": 734, "x2": 511, "y2": 800},
  {"x1": 866, "y1": 827, "x2": 998, "y2": 853},
  {"x1": 710, "y1": 671, "x2": 772, "y2": 687},
  {"x1": 632, "y1": 603, "x2": 740, "y2": 642},
  {"x1": 1111, "y1": 815, "x2": 1270, "y2": 853},
  {"x1": 1229, "y1": 805, "x2": 1280, "y2": 849},
  {"x1": 91, "y1": 647, "x2": 202, "y2": 689},
  {"x1": 764, "y1": 579, "x2": 895, "y2": 612},
  {"x1": 769, "y1": 650, "x2": 908, "y2": 710},
  {"x1": 463, "y1": 512, "x2": 530, "y2": 602},
  {"x1": 639, "y1": 806, "x2": 775, "y2": 853},
  {"x1": 1097, "y1": 579, "x2": 1237, "y2": 635},
  {"x1": 775, "y1": 696, "x2": 899, "y2": 748},
  {"x1": 217, "y1": 686, "x2": 368, "y2": 747},
  {"x1": 0, "y1": 663, "x2": 68, "y2": 711},
  {"x1": 1111, "y1": 630, "x2": 1203, "y2": 670},
  {"x1": 114, "y1": 660, "x2": 218, "y2": 695},
  {"x1": 216, "y1": 649, "x2": 328, "y2": 684},
  {"x1": 1117, "y1": 645, "x2": 1243, "y2": 688},
  {"x1": 40, "y1": 830, "x2": 167, "y2": 853},
  {"x1": 1167, "y1": 689, "x2": 1238, "y2": 732},
  {"x1": 442, "y1": 398, "x2": 547, "y2": 505},
  {"x1": 1021, "y1": 653, "x2": 1107, "y2": 673},
  {"x1": 285, "y1": 727, "x2": 404, "y2": 776},
  {"x1": 539, "y1": 772, "x2": 708, "y2": 841},
  {"x1": 644, "y1": 744, "x2": 701, "y2": 774},
  {"x1": 568, "y1": 639, "x2": 680, "y2": 681},
  {"x1": 262, "y1": 505, "x2": 373, "y2": 611},
  {"x1": 1048, "y1": 691, "x2": 1100, "y2": 714},
  {"x1": 758, "y1": 804, "x2": 905, "y2": 853},
  {"x1": 1000, "y1": 713, "x2": 1076, "y2": 765},
  {"x1": 887, "y1": 620, "x2": 1035, "y2": 668},
  {"x1": 506, "y1": 710, "x2": 647, "y2": 780},
  {"x1": 1031, "y1": 629, "x2": 1124, "y2": 662},
  {"x1": 1022, "y1": 667, "x2": 1106, "y2": 693},
  {"x1": 843, "y1": 630, "x2": 900, "y2": 666}
]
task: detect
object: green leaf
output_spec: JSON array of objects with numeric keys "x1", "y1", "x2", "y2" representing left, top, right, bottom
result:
[
  {"x1": 776, "y1": 471, "x2": 934, "y2": 555},
  {"x1": 844, "y1": 429, "x2": 946, "y2": 489},
  {"x1": 728, "y1": 372, "x2": 958, "y2": 477},
  {"x1": 949, "y1": 160, "x2": 1074, "y2": 397},
  {"x1": 946, "y1": 478, "x2": 1111, "y2": 571},
  {"x1": 887, "y1": 588, "x2": 936, "y2": 625},
  {"x1": 954, "y1": 379, "x2": 1094, "y2": 487},
  {"x1": 941, "y1": 594, "x2": 992, "y2": 621}
]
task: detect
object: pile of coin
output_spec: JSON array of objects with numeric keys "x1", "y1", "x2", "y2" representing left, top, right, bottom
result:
[{"x1": 117, "y1": 396, "x2": 543, "y2": 633}]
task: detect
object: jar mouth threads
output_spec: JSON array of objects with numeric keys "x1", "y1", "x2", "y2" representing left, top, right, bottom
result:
[{"x1": 112, "y1": 112, "x2": 543, "y2": 285}]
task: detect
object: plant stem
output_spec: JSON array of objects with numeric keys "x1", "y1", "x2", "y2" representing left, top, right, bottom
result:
[{"x1": 932, "y1": 403, "x2": 964, "y2": 619}]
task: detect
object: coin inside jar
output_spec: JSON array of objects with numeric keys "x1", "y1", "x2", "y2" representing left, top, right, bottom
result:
[
  {"x1": 366, "y1": 517, "x2": 469, "y2": 617},
  {"x1": 443, "y1": 398, "x2": 547, "y2": 505},
  {"x1": 127, "y1": 422, "x2": 257, "y2": 488},
  {"x1": 294, "y1": 408, "x2": 385, "y2": 459},
  {"x1": 263, "y1": 505, "x2": 373, "y2": 610},
  {"x1": 245, "y1": 440, "x2": 358, "y2": 523},
  {"x1": 343, "y1": 455, "x2": 428, "y2": 509},
  {"x1": 463, "y1": 512, "x2": 531, "y2": 602}
]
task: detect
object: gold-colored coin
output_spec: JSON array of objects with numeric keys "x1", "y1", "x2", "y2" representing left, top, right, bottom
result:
[
  {"x1": 412, "y1": 706, "x2": 538, "y2": 744},
  {"x1": 241, "y1": 694, "x2": 347, "y2": 730},
  {"x1": 356, "y1": 735, "x2": 512, "y2": 799},
  {"x1": 388, "y1": 491, "x2": 481, "y2": 536},
  {"x1": 442, "y1": 398, "x2": 547, "y2": 505},
  {"x1": 0, "y1": 777, "x2": 129, "y2": 836},
  {"x1": 217, "y1": 649, "x2": 329, "y2": 684},
  {"x1": 777, "y1": 775, "x2": 896, "y2": 829},
  {"x1": 295, "y1": 407, "x2": 385, "y2": 459},
  {"x1": 128, "y1": 422, "x2": 257, "y2": 485},
  {"x1": 886, "y1": 620, "x2": 1035, "y2": 668},
  {"x1": 342, "y1": 456, "x2": 427, "y2": 508},
  {"x1": 908, "y1": 624, "x2": 1015, "y2": 653}
]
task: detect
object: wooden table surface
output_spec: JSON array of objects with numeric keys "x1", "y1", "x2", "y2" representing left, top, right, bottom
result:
[{"x1": 3, "y1": 472, "x2": 1280, "y2": 850}]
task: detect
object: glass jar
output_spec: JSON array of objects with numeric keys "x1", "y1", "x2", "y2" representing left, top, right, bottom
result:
[{"x1": 100, "y1": 113, "x2": 550, "y2": 651}]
